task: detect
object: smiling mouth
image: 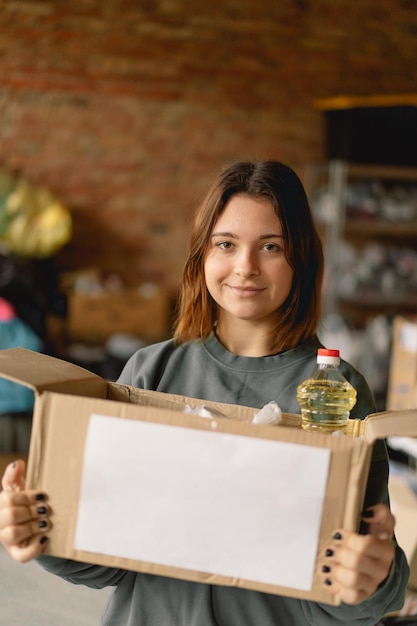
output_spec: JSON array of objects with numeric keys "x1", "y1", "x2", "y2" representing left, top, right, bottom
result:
[{"x1": 228, "y1": 286, "x2": 264, "y2": 296}]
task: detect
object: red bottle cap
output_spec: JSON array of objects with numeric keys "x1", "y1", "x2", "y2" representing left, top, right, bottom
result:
[{"x1": 318, "y1": 349, "x2": 340, "y2": 357}]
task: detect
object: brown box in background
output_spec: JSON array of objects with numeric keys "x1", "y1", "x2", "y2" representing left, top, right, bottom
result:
[
  {"x1": 389, "y1": 473, "x2": 417, "y2": 592},
  {"x1": 387, "y1": 316, "x2": 417, "y2": 411},
  {"x1": 67, "y1": 289, "x2": 170, "y2": 344}
]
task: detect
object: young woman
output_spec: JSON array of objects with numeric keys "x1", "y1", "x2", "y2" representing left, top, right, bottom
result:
[{"x1": 0, "y1": 160, "x2": 409, "y2": 625}]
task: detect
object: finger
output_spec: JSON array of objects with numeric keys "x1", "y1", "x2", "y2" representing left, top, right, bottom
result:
[
  {"x1": 8, "y1": 535, "x2": 49, "y2": 564},
  {"x1": 0, "y1": 489, "x2": 48, "y2": 516},
  {"x1": 319, "y1": 550, "x2": 381, "y2": 605},
  {"x1": 361, "y1": 505, "x2": 395, "y2": 540},
  {"x1": 2, "y1": 460, "x2": 26, "y2": 493},
  {"x1": 333, "y1": 541, "x2": 394, "y2": 581},
  {"x1": 319, "y1": 531, "x2": 395, "y2": 602},
  {"x1": 328, "y1": 531, "x2": 395, "y2": 572},
  {"x1": 321, "y1": 573, "x2": 371, "y2": 605},
  {"x1": 0, "y1": 495, "x2": 50, "y2": 527},
  {"x1": 0, "y1": 515, "x2": 51, "y2": 549},
  {"x1": 321, "y1": 555, "x2": 386, "y2": 603},
  {"x1": 362, "y1": 503, "x2": 394, "y2": 522}
]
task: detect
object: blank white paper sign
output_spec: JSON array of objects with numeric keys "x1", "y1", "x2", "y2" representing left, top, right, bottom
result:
[{"x1": 74, "y1": 415, "x2": 331, "y2": 591}]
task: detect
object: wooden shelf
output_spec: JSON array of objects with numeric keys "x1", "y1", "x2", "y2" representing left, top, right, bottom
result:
[
  {"x1": 311, "y1": 161, "x2": 417, "y2": 326},
  {"x1": 347, "y1": 164, "x2": 417, "y2": 182},
  {"x1": 339, "y1": 294, "x2": 417, "y2": 310},
  {"x1": 344, "y1": 220, "x2": 417, "y2": 238},
  {"x1": 337, "y1": 295, "x2": 417, "y2": 329}
]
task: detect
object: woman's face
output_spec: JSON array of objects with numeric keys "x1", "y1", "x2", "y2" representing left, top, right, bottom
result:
[{"x1": 204, "y1": 194, "x2": 294, "y2": 328}]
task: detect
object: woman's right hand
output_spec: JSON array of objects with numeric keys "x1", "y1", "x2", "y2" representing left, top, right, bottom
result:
[{"x1": 0, "y1": 460, "x2": 51, "y2": 562}]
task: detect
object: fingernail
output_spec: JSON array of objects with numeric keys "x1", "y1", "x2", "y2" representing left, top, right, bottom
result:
[
  {"x1": 362, "y1": 509, "x2": 374, "y2": 518},
  {"x1": 39, "y1": 536, "x2": 48, "y2": 545},
  {"x1": 324, "y1": 578, "x2": 332, "y2": 586},
  {"x1": 37, "y1": 506, "x2": 47, "y2": 515},
  {"x1": 12, "y1": 461, "x2": 18, "y2": 468},
  {"x1": 35, "y1": 493, "x2": 45, "y2": 501},
  {"x1": 322, "y1": 565, "x2": 331, "y2": 573},
  {"x1": 332, "y1": 532, "x2": 343, "y2": 540},
  {"x1": 325, "y1": 548, "x2": 334, "y2": 557},
  {"x1": 38, "y1": 520, "x2": 47, "y2": 529}
]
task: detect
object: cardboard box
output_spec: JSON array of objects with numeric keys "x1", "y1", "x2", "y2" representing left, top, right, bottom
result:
[
  {"x1": 387, "y1": 316, "x2": 417, "y2": 411},
  {"x1": 67, "y1": 289, "x2": 170, "y2": 343},
  {"x1": 1, "y1": 348, "x2": 416, "y2": 605},
  {"x1": 389, "y1": 473, "x2": 417, "y2": 592}
]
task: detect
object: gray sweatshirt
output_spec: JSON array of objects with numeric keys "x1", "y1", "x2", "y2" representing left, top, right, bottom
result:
[{"x1": 37, "y1": 333, "x2": 409, "y2": 625}]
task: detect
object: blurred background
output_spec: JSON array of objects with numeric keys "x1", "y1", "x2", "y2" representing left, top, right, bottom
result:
[
  {"x1": 0, "y1": 1, "x2": 416, "y2": 397},
  {"x1": 0, "y1": 1, "x2": 416, "y2": 400}
]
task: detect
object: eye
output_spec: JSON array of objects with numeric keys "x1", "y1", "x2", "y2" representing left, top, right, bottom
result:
[
  {"x1": 262, "y1": 242, "x2": 282, "y2": 252},
  {"x1": 216, "y1": 241, "x2": 234, "y2": 250}
]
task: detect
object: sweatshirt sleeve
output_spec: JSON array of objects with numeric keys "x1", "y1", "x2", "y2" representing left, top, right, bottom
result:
[{"x1": 35, "y1": 555, "x2": 127, "y2": 589}]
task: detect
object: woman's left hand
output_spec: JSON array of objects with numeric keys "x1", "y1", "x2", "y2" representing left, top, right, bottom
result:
[{"x1": 319, "y1": 504, "x2": 396, "y2": 604}]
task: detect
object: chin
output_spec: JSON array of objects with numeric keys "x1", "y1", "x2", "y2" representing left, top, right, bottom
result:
[{"x1": 229, "y1": 310, "x2": 273, "y2": 322}]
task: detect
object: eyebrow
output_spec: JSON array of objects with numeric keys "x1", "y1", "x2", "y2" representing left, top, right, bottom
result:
[{"x1": 211, "y1": 231, "x2": 285, "y2": 240}]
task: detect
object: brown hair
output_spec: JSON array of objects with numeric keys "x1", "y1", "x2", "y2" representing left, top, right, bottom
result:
[{"x1": 174, "y1": 160, "x2": 324, "y2": 353}]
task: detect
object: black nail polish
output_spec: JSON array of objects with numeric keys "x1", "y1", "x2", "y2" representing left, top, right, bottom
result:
[
  {"x1": 37, "y1": 506, "x2": 47, "y2": 515},
  {"x1": 322, "y1": 565, "x2": 331, "y2": 573},
  {"x1": 332, "y1": 532, "x2": 342, "y2": 540},
  {"x1": 362, "y1": 509, "x2": 374, "y2": 518},
  {"x1": 35, "y1": 493, "x2": 45, "y2": 501},
  {"x1": 324, "y1": 578, "x2": 332, "y2": 586},
  {"x1": 38, "y1": 520, "x2": 47, "y2": 528},
  {"x1": 39, "y1": 536, "x2": 48, "y2": 545},
  {"x1": 325, "y1": 548, "x2": 334, "y2": 557}
]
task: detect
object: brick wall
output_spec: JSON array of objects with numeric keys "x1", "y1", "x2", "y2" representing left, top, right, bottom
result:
[{"x1": 1, "y1": 0, "x2": 417, "y2": 291}]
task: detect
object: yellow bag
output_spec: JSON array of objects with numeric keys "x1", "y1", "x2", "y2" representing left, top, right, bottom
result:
[{"x1": 0, "y1": 176, "x2": 72, "y2": 258}]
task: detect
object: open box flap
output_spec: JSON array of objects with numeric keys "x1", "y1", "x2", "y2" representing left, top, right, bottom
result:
[
  {"x1": 0, "y1": 348, "x2": 107, "y2": 398},
  {"x1": 361, "y1": 409, "x2": 417, "y2": 443}
]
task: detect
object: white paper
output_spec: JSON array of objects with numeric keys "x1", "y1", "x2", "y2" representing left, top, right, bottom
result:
[{"x1": 74, "y1": 415, "x2": 331, "y2": 591}]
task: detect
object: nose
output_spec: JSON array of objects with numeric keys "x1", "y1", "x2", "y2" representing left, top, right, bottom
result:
[{"x1": 234, "y1": 249, "x2": 259, "y2": 278}]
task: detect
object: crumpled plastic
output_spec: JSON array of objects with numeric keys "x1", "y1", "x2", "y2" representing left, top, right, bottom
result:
[
  {"x1": 0, "y1": 171, "x2": 72, "y2": 258},
  {"x1": 184, "y1": 404, "x2": 228, "y2": 419},
  {"x1": 252, "y1": 401, "x2": 282, "y2": 425},
  {"x1": 184, "y1": 400, "x2": 283, "y2": 426}
]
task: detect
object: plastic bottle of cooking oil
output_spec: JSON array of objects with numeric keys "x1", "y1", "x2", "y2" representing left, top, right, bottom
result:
[{"x1": 297, "y1": 348, "x2": 357, "y2": 433}]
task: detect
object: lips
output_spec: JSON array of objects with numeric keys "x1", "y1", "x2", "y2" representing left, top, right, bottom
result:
[{"x1": 228, "y1": 285, "x2": 265, "y2": 296}]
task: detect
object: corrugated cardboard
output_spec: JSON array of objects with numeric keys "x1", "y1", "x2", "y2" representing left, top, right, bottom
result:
[
  {"x1": 387, "y1": 316, "x2": 417, "y2": 411},
  {"x1": 0, "y1": 348, "x2": 416, "y2": 606},
  {"x1": 389, "y1": 473, "x2": 417, "y2": 591}
]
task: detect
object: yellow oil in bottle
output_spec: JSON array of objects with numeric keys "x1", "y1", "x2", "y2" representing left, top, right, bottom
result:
[{"x1": 297, "y1": 352, "x2": 357, "y2": 433}]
